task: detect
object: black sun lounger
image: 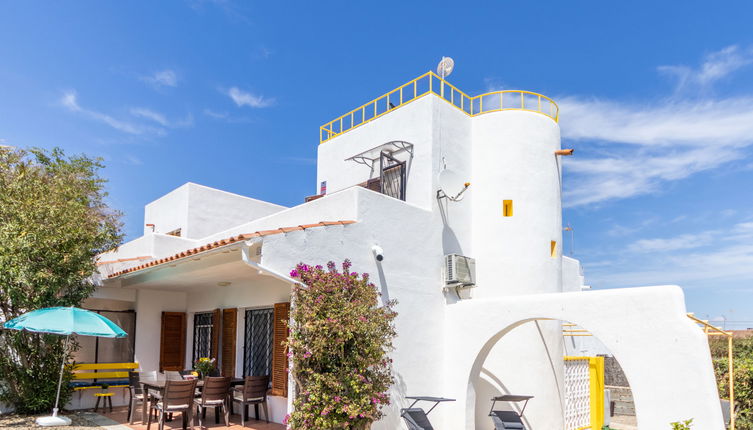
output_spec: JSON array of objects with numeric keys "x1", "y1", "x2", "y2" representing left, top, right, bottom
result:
[
  {"x1": 400, "y1": 396, "x2": 455, "y2": 430},
  {"x1": 489, "y1": 395, "x2": 533, "y2": 430}
]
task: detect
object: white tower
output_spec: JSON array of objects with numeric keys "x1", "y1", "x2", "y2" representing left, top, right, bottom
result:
[{"x1": 470, "y1": 108, "x2": 565, "y2": 428}]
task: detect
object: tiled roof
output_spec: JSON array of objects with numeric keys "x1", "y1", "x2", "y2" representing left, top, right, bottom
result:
[{"x1": 106, "y1": 220, "x2": 356, "y2": 279}]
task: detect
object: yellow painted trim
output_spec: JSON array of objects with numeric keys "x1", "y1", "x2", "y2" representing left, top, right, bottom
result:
[
  {"x1": 73, "y1": 385, "x2": 129, "y2": 391},
  {"x1": 503, "y1": 200, "x2": 513, "y2": 217},
  {"x1": 320, "y1": 71, "x2": 559, "y2": 143},
  {"x1": 589, "y1": 356, "x2": 605, "y2": 430},
  {"x1": 73, "y1": 362, "x2": 139, "y2": 370},
  {"x1": 73, "y1": 371, "x2": 130, "y2": 379}
]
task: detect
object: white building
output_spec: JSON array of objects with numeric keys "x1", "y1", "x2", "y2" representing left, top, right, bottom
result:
[{"x1": 91, "y1": 71, "x2": 724, "y2": 429}]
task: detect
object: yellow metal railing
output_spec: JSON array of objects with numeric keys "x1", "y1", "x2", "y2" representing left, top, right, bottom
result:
[{"x1": 319, "y1": 71, "x2": 559, "y2": 143}]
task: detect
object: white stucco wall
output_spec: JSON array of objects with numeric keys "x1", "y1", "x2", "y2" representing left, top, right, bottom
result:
[
  {"x1": 144, "y1": 183, "x2": 287, "y2": 239},
  {"x1": 184, "y1": 183, "x2": 286, "y2": 239},
  {"x1": 133, "y1": 289, "x2": 188, "y2": 373},
  {"x1": 260, "y1": 189, "x2": 447, "y2": 430},
  {"x1": 445, "y1": 286, "x2": 724, "y2": 430}
]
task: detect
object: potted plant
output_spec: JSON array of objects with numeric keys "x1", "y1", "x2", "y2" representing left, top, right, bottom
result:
[
  {"x1": 193, "y1": 357, "x2": 216, "y2": 379},
  {"x1": 99, "y1": 382, "x2": 109, "y2": 393}
]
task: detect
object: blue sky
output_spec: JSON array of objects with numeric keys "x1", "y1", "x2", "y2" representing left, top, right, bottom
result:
[{"x1": 1, "y1": 1, "x2": 752, "y2": 327}]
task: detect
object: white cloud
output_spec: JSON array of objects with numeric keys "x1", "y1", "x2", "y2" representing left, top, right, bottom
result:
[
  {"x1": 124, "y1": 155, "x2": 143, "y2": 166},
  {"x1": 563, "y1": 145, "x2": 743, "y2": 206},
  {"x1": 658, "y1": 45, "x2": 753, "y2": 93},
  {"x1": 140, "y1": 70, "x2": 178, "y2": 89},
  {"x1": 585, "y1": 222, "x2": 753, "y2": 289},
  {"x1": 627, "y1": 232, "x2": 715, "y2": 253},
  {"x1": 60, "y1": 91, "x2": 153, "y2": 135},
  {"x1": 559, "y1": 46, "x2": 753, "y2": 207},
  {"x1": 226, "y1": 87, "x2": 274, "y2": 108},
  {"x1": 559, "y1": 96, "x2": 753, "y2": 148},
  {"x1": 203, "y1": 108, "x2": 229, "y2": 119},
  {"x1": 130, "y1": 107, "x2": 193, "y2": 128},
  {"x1": 130, "y1": 108, "x2": 169, "y2": 126}
]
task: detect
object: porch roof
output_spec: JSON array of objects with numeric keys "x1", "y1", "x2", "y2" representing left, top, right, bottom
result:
[{"x1": 105, "y1": 220, "x2": 356, "y2": 279}]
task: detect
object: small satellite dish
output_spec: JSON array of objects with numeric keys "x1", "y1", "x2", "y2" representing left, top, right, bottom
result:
[
  {"x1": 437, "y1": 56, "x2": 455, "y2": 79},
  {"x1": 438, "y1": 169, "x2": 470, "y2": 201}
]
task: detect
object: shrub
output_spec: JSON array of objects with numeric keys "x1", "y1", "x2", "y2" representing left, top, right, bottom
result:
[
  {"x1": 286, "y1": 260, "x2": 397, "y2": 430},
  {"x1": 710, "y1": 336, "x2": 753, "y2": 428},
  {"x1": 0, "y1": 147, "x2": 122, "y2": 413},
  {"x1": 670, "y1": 418, "x2": 693, "y2": 429}
]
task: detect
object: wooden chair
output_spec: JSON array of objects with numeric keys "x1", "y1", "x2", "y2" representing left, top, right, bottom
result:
[
  {"x1": 147, "y1": 379, "x2": 197, "y2": 430},
  {"x1": 194, "y1": 376, "x2": 231, "y2": 428},
  {"x1": 165, "y1": 370, "x2": 184, "y2": 381},
  {"x1": 230, "y1": 376, "x2": 270, "y2": 426},
  {"x1": 128, "y1": 371, "x2": 147, "y2": 424}
]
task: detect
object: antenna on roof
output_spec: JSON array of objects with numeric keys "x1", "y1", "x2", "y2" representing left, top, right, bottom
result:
[{"x1": 436, "y1": 57, "x2": 455, "y2": 79}]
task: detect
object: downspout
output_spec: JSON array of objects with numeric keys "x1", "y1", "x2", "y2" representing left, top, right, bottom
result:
[{"x1": 240, "y1": 240, "x2": 302, "y2": 286}]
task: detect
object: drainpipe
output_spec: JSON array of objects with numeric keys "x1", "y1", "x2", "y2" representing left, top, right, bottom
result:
[{"x1": 240, "y1": 240, "x2": 302, "y2": 286}]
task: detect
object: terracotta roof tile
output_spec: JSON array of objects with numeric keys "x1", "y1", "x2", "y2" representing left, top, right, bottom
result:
[{"x1": 106, "y1": 220, "x2": 356, "y2": 279}]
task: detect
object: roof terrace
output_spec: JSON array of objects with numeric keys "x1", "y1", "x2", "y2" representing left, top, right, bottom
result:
[{"x1": 320, "y1": 71, "x2": 559, "y2": 143}]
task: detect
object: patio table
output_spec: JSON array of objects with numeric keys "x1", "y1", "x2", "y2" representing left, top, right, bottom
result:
[{"x1": 140, "y1": 377, "x2": 244, "y2": 429}]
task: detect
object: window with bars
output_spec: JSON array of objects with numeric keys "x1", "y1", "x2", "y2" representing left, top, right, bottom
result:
[
  {"x1": 72, "y1": 310, "x2": 136, "y2": 364},
  {"x1": 244, "y1": 308, "x2": 273, "y2": 377},
  {"x1": 192, "y1": 312, "x2": 214, "y2": 363}
]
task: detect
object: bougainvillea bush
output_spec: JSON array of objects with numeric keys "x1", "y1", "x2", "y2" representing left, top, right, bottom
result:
[{"x1": 286, "y1": 260, "x2": 397, "y2": 430}]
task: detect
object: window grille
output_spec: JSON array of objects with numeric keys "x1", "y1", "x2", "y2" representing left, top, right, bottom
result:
[
  {"x1": 244, "y1": 308, "x2": 273, "y2": 377},
  {"x1": 72, "y1": 310, "x2": 135, "y2": 364},
  {"x1": 379, "y1": 151, "x2": 406, "y2": 201},
  {"x1": 192, "y1": 312, "x2": 214, "y2": 363}
]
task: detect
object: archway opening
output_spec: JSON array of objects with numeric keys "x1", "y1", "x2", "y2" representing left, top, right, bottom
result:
[{"x1": 467, "y1": 318, "x2": 633, "y2": 430}]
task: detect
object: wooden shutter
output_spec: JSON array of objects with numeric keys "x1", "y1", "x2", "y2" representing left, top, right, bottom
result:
[
  {"x1": 270, "y1": 302, "x2": 290, "y2": 397},
  {"x1": 221, "y1": 308, "x2": 238, "y2": 377},
  {"x1": 210, "y1": 308, "x2": 221, "y2": 363},
  {"x1": 159, "y1": 312, "x2": 186, "y2": 371}
]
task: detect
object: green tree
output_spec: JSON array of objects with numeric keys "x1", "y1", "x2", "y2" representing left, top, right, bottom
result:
[
  {"x1": 286, "y1": 260, "x2": 397, "y2": 430},
  {"x1": 710, "y1": 336, "x2": 753, "y2": 429},
  {"x1": 0, "y1": 147, "x2": 122, "y2": 413}
]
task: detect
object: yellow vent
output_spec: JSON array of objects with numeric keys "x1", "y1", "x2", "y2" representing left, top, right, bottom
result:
[{"x1": 503, "y1": 200, "x2": 513, "y2": 217}]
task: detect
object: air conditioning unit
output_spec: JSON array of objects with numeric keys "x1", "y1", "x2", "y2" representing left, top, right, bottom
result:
[{"x1": 445, "y1": 254, "x2": 476, "y2": 286}]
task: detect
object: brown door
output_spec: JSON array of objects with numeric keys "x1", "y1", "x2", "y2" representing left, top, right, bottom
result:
[
  {"x1": 221, "y1": 308, "x2": 238, "y2": 377},
  {"x1": 160, "y1": 312, "x2": 186, "y2": 371},
  {"x1": 270, "y1": 302, "x2": 290, "y2": 397}
]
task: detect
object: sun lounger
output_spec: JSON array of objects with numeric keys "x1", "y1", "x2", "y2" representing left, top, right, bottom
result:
[
  {"x1": 400, "y1": 396, "x2": 455, "y2": 430},
  {"x1": 488, "y1": 394, "x2": 533, "y2": 430}
]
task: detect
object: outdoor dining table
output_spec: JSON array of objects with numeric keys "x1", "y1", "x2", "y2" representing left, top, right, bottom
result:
[{"x1": 140, "y1": 377, "x2": 245, "y2": 429}]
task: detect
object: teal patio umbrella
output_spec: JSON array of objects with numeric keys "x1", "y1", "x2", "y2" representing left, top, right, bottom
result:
[{"x1": 2, "y1": 307, "x2": 127, "y2": 426}]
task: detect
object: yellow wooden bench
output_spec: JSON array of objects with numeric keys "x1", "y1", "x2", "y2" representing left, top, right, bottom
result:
[{"x1": 70, "y1": 362, "x2": 139, "y2": 391}]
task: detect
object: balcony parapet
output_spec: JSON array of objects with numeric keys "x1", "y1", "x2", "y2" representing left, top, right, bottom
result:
[{"x1": 320, "y1": 71, "x2": 559, "y2": 143}]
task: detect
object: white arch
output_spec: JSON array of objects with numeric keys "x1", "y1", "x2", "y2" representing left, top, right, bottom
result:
[{"x1": 441, "y1": 286, "x2": 723, "y2": 430}]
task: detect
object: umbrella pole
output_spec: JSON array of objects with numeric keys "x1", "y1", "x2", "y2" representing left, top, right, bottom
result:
[{"x1": 52, "y1": 335, "x2": 70, "y2": 418}]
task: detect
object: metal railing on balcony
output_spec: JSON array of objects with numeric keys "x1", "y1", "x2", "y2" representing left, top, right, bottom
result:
[{"x1": 320, "y1": 71, "x2": 559, "y2": 143}]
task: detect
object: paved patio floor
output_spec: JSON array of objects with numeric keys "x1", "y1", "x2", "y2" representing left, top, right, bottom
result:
[{"x1": 98, "y1": 407, "x2": 284, "y2": 430}]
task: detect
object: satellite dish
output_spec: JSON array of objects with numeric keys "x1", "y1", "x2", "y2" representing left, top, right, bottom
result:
[
  {"x1": 437, "y1": 57, "x2": 455, "y2": 79},
  {"x1": 438, "y1": 169, "x2": 470, "y2": 201}
]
